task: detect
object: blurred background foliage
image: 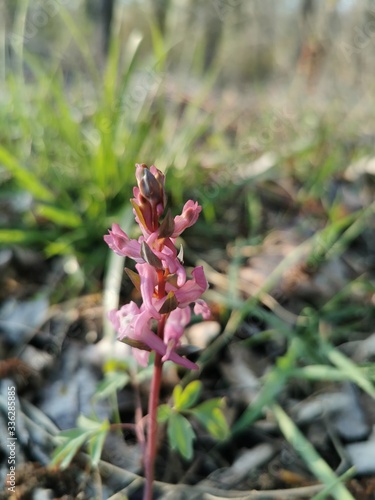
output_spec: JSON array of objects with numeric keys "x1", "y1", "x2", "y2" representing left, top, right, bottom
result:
[{"x1": 0, "y1": 0, "x2": 374, "y2": 286}]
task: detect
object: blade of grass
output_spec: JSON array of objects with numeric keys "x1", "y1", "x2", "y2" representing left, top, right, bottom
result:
[
  {"x1": 313, "y1": 467, "x2": 356, "y2": 500},
  {"x1": 0, "y1": 146, "x2": 53, "y2": 202},
  {"x1": 0, "y1": 229, "x2": 58, "y2": 245},
  {"x1": 12, "y1": 0, "x2": 29, "y2": 81},
  {"x1": 322, "y1": 343, "x2": 375, "y2": 399},
  {"x1": 291, "y1": 365, "x2": 358, "y2": 382},
  {"x1": 232, "y1": 338, "x2": 301, "y2": 434},
  {"x1": 272, "y1": 404, "x2": 354, "y2": 500},
  {"x1": 58, "y1": 6, "x2": 99, "y2": 83},
  {"x1": 35, "y1": 205, "x2": 82, "y2": 228}
]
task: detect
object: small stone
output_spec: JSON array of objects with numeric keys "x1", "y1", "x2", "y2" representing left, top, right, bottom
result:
[
  {"x1": 32, "y1": 488, "x2": 53, "y2": 500},
  {"x1": 183, "y1": 321, "x2": 220, "y2": 349},
  {"x1": 346, "y1": 429, "x2": 375, "y2": 475},
  {"x1": 294, "y1": 385, "x2": 370, "y2": 442},
  {"x1": 332, "y1": 384, "x2": 370, "y2": 442}
]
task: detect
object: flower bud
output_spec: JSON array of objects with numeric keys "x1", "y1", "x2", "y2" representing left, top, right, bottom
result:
[{"x1": 134, "y1": 164, "x2": 166, "y2": 232}]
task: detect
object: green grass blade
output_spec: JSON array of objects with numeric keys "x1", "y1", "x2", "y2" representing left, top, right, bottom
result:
[
  {"x1": 0, "y1": 229, "x2": 58, "y2": 245},
  {"x1": 232, "y1": 367, "x2": 288, "y2": 433},
  {"x1": 57, "y1": 7, "x2": 99, "y2": 82},
  {"x1": 35, "y1": 205, "x2": 82, "y2": 228},
  {"x1": 323, "y1": 344, "x2": 375, "y2": 398},
  {"x1": 0, "y1": 146, "x2": 53, "y2": 201},
  {"x1": 291, "y1": 365, "x2": 356, "y2": 382},
  {"x1": 272, "y1": 404, "x2": 354, "y2": 500}
]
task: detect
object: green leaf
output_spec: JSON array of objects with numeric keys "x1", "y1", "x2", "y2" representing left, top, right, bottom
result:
[
  {"x1": 173, "y1": 381, "x2": 202, "y2": 411},
  {"x1": 93, "y1": 371, "x2": 130, "y2": 401},
  {"x1": 172, "y1": 385, "x2": 183, "y2": 406},
  {"x1": 157, "y1": 404, "x2": 172, "y2": 423},
  {"x1": 87, "y1": 420, "x2": 110, "y2": 466},
  {"x1": 77, "y1": 414, "x2": 104, "y2": 430},
  {"x1": 191, "y1": 398, "x2": 229, "y2": 440},
  {"x1": 167, "y1": 412, "x2": 196, "y2": 461},
  {"x1": 52, "y1": 416, "x2": 110, "y2": 469},
  {"x1": 51, "y1": 430, "x2": 91, "y2": 469},
  {"x1": 103, "y1": 359, "x2": 130, "y2": 373}
]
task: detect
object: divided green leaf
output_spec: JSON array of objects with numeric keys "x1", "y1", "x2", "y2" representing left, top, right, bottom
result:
[
  {"x1": 157, "y1": 404, "x2": 173, "y2": 423},
  {"x1": 87, "y1": 420, "x2": 110, "y2": 466},
  {"x1": 93, "y1": 371, "x2": 130, "y2": 401},
  {"x1": 191, "y1": 398, "x2": 229, "y2": 440},
  {"x1": 173, "y1": 381, "x2": 202, "y2": 411},
  {"x1": 52, "y1": 430, "x2": 91, "y2": 469},
  {"x1": 52, "y1": 415, "x2": 110, "y2": 469},
  {"x1": 167, "y1": 412, "x2": 196, "y2": 461}
]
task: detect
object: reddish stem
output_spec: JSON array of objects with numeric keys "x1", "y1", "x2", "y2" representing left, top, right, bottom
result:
[{"x1": 144, "y1": 274, "x2": 167, "y2": 500}]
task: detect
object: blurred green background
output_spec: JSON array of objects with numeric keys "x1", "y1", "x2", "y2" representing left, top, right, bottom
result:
[{"x1": 0, "y1": 0, "x2": 374, "y2": 287}]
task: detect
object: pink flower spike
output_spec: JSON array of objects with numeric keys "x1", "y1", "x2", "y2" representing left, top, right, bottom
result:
[
  {"x1": 174, "y1": 266, "x2": 208, "y2": 308},
  {"x1": 104, "y1": 224, "x2": 143, "y2": 261},
  {"x1": 172, "y1": 200, "x2": 202, "y2": 237},
  {"x1": 194, "y1": 299, "x2": 211, "y2": 320}
]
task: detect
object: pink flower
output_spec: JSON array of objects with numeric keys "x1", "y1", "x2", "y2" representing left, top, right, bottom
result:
[
  {"x1": 104, "y1": 224, "x2": 143, "y2": 262},
  {"x1": 194, "y1": 299, "x2": 211, "y2": 320},
  {"x1": 148, "y1": 237, "x2": 186, "y2": 286},
  {"x1": 136, "y1": 263, "x2": 161, "y2": 319},
  {"x1": 173, "y1": 266, "x2": 208, "y2": 307},
  {"x1": 163, "y1": 307, "x2": 191, "y2": 363},
  {"x1": 109, "y1": 302, "x2": 152, "y2": 366},
  {"x1": 172, "y1": 200, "x2": 202, "y2": 237},
  {"x1": 164, "y1": 307, "x2": 191, "y2": 345},
  {"x1": 109, "y1": 301, "x2": 197, "y2": 370}
]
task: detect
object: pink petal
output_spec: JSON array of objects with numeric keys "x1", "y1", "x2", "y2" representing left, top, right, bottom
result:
[
  {"x1": 164, "y1": 350, "x2": 198, "y2": 370},
  {"x1": 194, "y1": 299, "x2": 211, "y2": 320},
  {"x1": 136, "y1": 263, "x2": 161, "y2": 319},
  {"x1": 150, "y1": 239, "x2": 186, "y2": 285},
  {"x1": 108, "y1": 308, "x2": 121, "y2": 331},
  {"x1": 132, "y1": 348, "x2": 150, "y2": 367},
  {"x1": 164, "y1": 307, "x2": 191, "y2": 343},
  {"x1": 141, "y1": 329, "x2": 198, "y2": 369},
  {"x1": 174, "y1": 266, "x2": 208, "y2": 307},
  {"x1": 172, "y1": 200, "x2": 202, "y2": 237},
  {"x1": 104, "y1": 224, "x2": 143, "y2": 261},
  {"x1": 110, "y1": 302, "x2": 142, "y2": 340}
]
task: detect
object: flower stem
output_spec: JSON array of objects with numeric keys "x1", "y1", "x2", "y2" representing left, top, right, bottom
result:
[{"x1": 144, "y1": 315, "x2": 166, "y2": 500}]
